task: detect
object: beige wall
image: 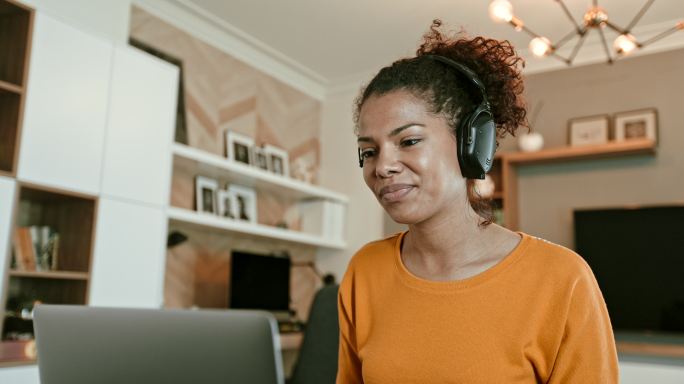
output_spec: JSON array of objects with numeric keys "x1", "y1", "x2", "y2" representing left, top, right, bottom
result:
[
  {"x1": 316, "y1": 88, "x2": 384, "y2": 281},
  {"x1": 500, "y1": 48, "x2": 684, "y2": 249}
]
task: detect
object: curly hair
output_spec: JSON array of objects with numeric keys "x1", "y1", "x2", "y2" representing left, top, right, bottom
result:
[{"x1": 354, "y1": 19, "x2": 528, "y2": 226}]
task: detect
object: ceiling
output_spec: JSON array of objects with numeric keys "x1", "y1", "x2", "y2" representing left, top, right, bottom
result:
[{"x1": 178, "y1": 0, "x2": 684, "y2": 87}]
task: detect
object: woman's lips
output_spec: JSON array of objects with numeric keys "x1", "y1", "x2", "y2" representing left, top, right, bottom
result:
[{"x1": 379, "y1": 184, "x2": 414, "y2": 203}]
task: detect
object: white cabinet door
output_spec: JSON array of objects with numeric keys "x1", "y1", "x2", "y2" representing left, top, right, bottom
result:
[
  {"x1": 18, "y1": 13, "x2": 112, "y2": 195},
  {"x1": 0, "y1": 177, "x2": 16, "y2": 304},
  {"x1": 101, "y1": 46, "x2": 178, "y2": 207},
  {"x1": 89, "y1": 198, "x2": 167, "y2": 308}
]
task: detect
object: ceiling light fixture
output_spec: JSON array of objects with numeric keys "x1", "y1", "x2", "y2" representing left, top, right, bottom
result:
[{"x1": 488, "y1": 0, "x2": 684, "y2": 65}]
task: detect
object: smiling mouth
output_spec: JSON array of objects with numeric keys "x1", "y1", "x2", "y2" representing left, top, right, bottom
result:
[{"x1": 379, "y1": 186, "x2": 414, "y2": 203}]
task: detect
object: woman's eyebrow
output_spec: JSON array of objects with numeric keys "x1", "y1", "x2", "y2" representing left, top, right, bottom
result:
[{"x1": 357, "y1": 123, "x2": 425, "y2": 143}]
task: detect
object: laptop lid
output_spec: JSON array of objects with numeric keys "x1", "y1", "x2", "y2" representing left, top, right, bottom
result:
[{"x1": 33, "y1": 305, "x2": 285, "y2": 384}]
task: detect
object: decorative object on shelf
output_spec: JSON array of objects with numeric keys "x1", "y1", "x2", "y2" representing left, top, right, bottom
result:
[
  {"x1": 518, "y1": 101, "x2": 544, "y2": 152},
  {"x1": 568, "y1": 114, "x2": 610, "y2": 146},
  {"x1": 225, "y1": 130, "x2": 254, "y2": 165},
  {"x1": 228, "y1": 184, "x2": 257, "y2": 223},
  {"x1": 217, "y1": 189, "x2": 237, "y2": 219},
  {"x1": 474, "y1": 174, "x2": 496, "y2": 199},
  {"x1": 253, "y1": 145, "x2": 269, "y2": 171},
  {"x1": 518, "y1": 132, "x2": 544, "y2": 152},
  {"x1": 488, "y1": 0, "x2": 684, "y2": 65},
  {"x1": 194, "y1": 176, "x2": 218, "y2": 215},
  {"x1": 12, "y1": 226, "x2": 60, "y2": 272},
  {"x1": 291, "y1": 157, "x2": 315, "y2": 184},
  {"x1": 298, "y1": 200, "x2": 345, "y2": 241},
  {"x1": 264, "y1": 144, "x2": 289, "y2": 177},
  {"x1": 129, "y1": 38, "x2": 188, "y2": 145},
  {"x1": 613, "y1": 108, "x2": 658, "y2": 142}
]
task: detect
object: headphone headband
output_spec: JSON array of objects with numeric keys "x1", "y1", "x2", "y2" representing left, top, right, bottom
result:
[{"x1": 424, "y1": 55, "x2": 489, "y2": 105}]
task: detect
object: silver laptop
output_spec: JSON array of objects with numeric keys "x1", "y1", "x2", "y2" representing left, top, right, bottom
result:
[{"x1": 33, "y1": 305, "x2": 285, "y2": 384}]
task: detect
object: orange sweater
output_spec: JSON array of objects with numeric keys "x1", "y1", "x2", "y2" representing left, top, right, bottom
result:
[{"x1": 337, "y1": 232, "x2": 619, "y2": 383}]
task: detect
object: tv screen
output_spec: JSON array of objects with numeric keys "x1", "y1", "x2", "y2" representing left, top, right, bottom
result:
[
  {"x1": 229, "y1": 251, "x2": 291, "y2": 311},
  {"x1": 574, "y1": 206, "x2": 684, "y2": 335}
]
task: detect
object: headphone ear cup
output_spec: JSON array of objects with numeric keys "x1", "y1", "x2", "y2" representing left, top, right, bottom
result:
[{"x1": 457, "y1": 104, "x2": 496, "y2": 179}]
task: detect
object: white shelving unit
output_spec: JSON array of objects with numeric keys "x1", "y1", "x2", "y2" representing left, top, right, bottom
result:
[
  {"x1": 172, "y1": 143, "x2": 348, "y2": 203},
  {"x1": 170, "y1": 143, "x2": 348, "y2": 250},
  {"x1": 168, "y1": 207, "x2": 346, "y2": 249}
]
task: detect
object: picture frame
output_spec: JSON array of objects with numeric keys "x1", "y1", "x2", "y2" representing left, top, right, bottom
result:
[
  {"x1": 253, "y1": 145, "x2": 269, "y2": 171},
  {"x1": 613, "y1": 108, "x2": 658, "y2": 142},
  {"x1": 225, "y1": 131, "x2": 255, "y2": 165},
  {"x1": 264, "y1": 145, "x2": 289, "y2": 177},
  {"x1": 228, "y1": 184, "x2": 257, "y2": 224},
  {"x1": 217, "y1": 189, "x2": 237, "y2": 219},
  {"x1": 195, "y1": 176, "x2": 218, "y2": 215},
  {"x1": 568, "y1": 114, "x2": 610, "y2": 146}
]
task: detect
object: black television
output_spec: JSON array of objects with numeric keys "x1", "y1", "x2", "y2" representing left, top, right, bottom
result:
[
  {"x1": 574, "y1": 205, "x2": 684, "y2": 336},
  {"x1": 229, "y1": 251, "x2": 291, "y2": 312}
]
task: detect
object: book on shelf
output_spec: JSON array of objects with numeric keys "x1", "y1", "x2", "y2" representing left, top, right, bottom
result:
[{"x1": 12, "y1": 226, "x2": 60, "y2": 272}]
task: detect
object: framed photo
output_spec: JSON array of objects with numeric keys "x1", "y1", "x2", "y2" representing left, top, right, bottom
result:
[
  {"x1": 614, "y1": 108, "x2": 658, "y2": 142},
  {"x1": 568, "y1": 115, "x2": 610, "y2": 146},
  {"x1": 228, "y1": 184, "x2": 257, "y2": 224},
  {"x1": 264, "y1": 145, "x2": 289, "y2": 177},
  {"x1": 253, "y1": 145, "x2": 269, "y2": 171},
  {"x1": 217, "y1": 189, "x2": 237, "y2": 219},
  {"x1": 195, "y1": 176, "x2": 218, "y2": 215},
  {"x1": 225, "y1": 131, "x2": 254, "y2": 165}
]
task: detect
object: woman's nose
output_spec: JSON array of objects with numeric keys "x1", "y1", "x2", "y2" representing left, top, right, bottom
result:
[{"x1": 374, "y1": 147, "x2": 402, "y2": 178}]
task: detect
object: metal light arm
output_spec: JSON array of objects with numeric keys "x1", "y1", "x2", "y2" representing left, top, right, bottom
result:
[{"x1": 490, "y1": 0, "x2": 684, "y2": 66}]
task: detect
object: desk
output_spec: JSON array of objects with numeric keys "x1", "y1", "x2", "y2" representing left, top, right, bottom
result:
[{"x1": 280, "y1": 332, "x2": 303, "y2": 350}]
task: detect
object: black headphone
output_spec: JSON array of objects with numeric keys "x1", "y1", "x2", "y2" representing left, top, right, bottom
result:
[{"x1": 357, "y1": 55, "x2": 496, "y2": 180}]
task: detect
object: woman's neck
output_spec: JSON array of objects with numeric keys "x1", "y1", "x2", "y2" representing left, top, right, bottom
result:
[{"x1": 402, "y1": 204, "x2": 511, "y2": 281}]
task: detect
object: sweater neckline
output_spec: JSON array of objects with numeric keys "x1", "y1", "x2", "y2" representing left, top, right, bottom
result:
[{"x1": 392, "y1": 230, "x2": 531, "y2": 292}]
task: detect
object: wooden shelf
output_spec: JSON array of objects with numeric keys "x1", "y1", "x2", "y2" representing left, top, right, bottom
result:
[
  {"x1": 173, "y1": 143, "x2": 348, "y2": 203},
  {"x1": 0, "y1": 79, "x2": 21, "y2": 94},
  {"x1": 9, "y1": 270, "x2": 89, "y2": 280},
  {"x1": 502, "y1": 139, "x2": 656, "y2": 165},
  {"x1": 168, "y1": 206, "x2": 346, "y2": 250},
  {"x1": 494, "y1": 139, "x2": 658, "y2": 231}
]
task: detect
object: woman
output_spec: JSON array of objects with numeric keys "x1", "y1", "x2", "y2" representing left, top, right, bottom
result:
[{"x1": 337, "y1": 20, "x2": 618, "y2": 383}]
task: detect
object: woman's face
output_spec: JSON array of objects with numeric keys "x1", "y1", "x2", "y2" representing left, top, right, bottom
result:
[{"x1": 357, "y1": 90, "x2": 467, "y2": 224}]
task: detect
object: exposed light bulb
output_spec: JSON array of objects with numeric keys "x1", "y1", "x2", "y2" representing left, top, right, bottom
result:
[
  {"x1": 489, "y1": 0, "x2": 513, "y2": 23},
  {"x1": 529, "y1": 37, "x2": 552, "y2": 57},
  {"x1": 614, "y1": 34, "x2": 637, "y2": 54}
]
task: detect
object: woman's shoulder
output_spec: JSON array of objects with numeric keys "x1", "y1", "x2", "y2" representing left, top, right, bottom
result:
[
  {"x1": 341, "y1": 232, "x2": 404, "y2": 277},
  {"x1": 521, "y1": 233, "x2": 595, "y2": 280}
]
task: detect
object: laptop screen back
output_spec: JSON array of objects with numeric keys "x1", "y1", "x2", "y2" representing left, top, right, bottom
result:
[{"x1": 33, "y1": 305, "x2": 285, "y2": 384}]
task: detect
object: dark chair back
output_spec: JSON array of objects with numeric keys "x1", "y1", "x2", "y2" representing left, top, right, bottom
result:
[{"x1": 289, "y1": 284, "x2": 339, "y2": 384}]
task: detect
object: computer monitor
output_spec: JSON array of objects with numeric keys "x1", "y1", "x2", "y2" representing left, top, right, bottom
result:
[{"x1": 229, "y1": 251, "x2": 291, "y2": 312}]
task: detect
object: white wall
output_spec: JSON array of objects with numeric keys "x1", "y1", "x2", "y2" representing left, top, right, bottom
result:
[{"x1": 316, "y1": 87, "x2": 384, "y2": 281}]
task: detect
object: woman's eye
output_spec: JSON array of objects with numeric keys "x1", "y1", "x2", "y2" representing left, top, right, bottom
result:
[
  {"x1": 360, "y1": 149, "x2": 376, "y2": 159},
  {"x1": 401, "y1": 138, "x2": 421, "y2": 147}
]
